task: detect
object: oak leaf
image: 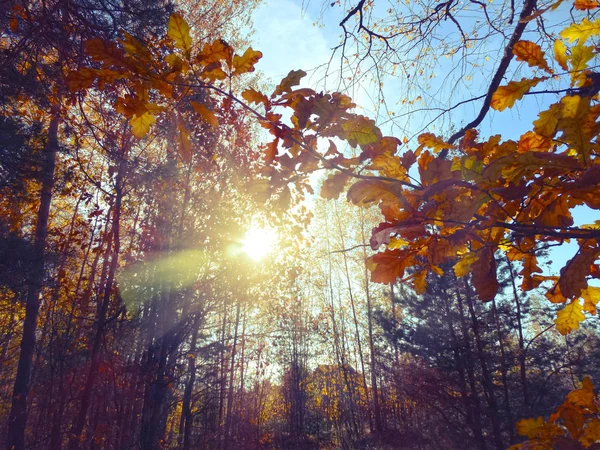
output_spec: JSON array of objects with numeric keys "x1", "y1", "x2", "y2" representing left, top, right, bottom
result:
[
  {"x1": 321, "y1": 172, "x2": 350, "y2": 199},
  {"x1": 272, "y1": 70, "x2": 307, "y2": 97},
  {"x1": 559, "y1": 247, "x2": 600, "y2": 298},
  {"x1": 513, "y1": 41, "x2": 552, "y2": 73},
  {"x1": 190, "y1": 101, "x2": 218, "y2": 127},
  {"x1": 581, "y1": 286, "x2": 600, "y2": 314},
  {"x1": 470, "y1": 247, "x2": 499, "y2": 301},
  {"x1": 130, "y1": 112, "x2": 155, "y2": 139},
  {"x1": 367, "y1": 249, "x2": 415, "y2": 283},
  {"x1": 168, "y1": 13, "x2": 192, "y2": 58},
  {"x1": 242, "y1": 88, "x2": 270, "y2": 109},
  {"x1": 417, "y1": 133, "x2": 453, "y2": 153},
  {"x1": 555, "y1": 300, "x2": 585, "y2": 335},
  {"x1": 233, "y1": 48, "x2": 262, "y2": 75},
  {"x1": 553, "y1": 40, "x2": 569, "y2": 71},
  {"x1": 574, "y1": 0, "x2": 600, "y2": 9},
  {"x1": 560, "y1": 18, "x2": 600, "y2": 43},
  {"x1": 454, "y1": 252, "x2": 479, "y2": 277},
  {"x1": 341, "y1": 116, "x2": 380, "y2": 147},
  {"x1": 491, "y1": 78, "x2": 544, "y2": 111}
]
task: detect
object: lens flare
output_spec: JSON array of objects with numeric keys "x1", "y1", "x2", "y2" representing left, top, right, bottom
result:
[{"x1": 241, "y1": 227, "x2": 277, "y2": 261}]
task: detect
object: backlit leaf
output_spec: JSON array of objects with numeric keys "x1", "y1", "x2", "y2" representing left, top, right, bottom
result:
[
  {"x1": 233, "y1": 48, "x2": 262, "y2": 75},
  {"x1": 559, "y1": 247, "x2": 600, "y2": 298},
  {"x1": 581, "y1": 286, "x2": 600, "y2": 314},
  {"x1": 555, "y1": 300, "x2": 585, "y2": 335},
  {"x1": 168, "y1": 13, "x2": 192, "y2": 57},
  {"x1": 553, "y1": 40, "x2": 569, "y2": 70},
  {"x1": 272, "y1": 70, "x2": 306, "y2": 97},
  {"x1": 242, "y1": 88, "x2": 270, "y2": 108},
  {"x1": 491, "y1": 78, "x2": 544, "y2": 111},
  {"x1": 471, "y1": 247, "x2": 499, "y2": 301},
  {"x1": 417, "y1": 133, "x2": 453, "y2": 153},
  {"x1": 191, "y1": 101, "x2": 218, "y2": 127},
  {"x1": 560, "y1": 18, "x2": 600, "y2": 43},
  {"x1": 321, "y1": 172, "x2": 350, "y2": 199},
  {"x1": 574, "y1": 0, "x2": 600, "y2": 9},
  {"x1": 130, "y1": 112, "x2": 155, "y2": 139},
  {"x1": 454, "y1": 252, "x2": 479, "y2": 277},
  {"x1": 341, "y1": 116, "x2": 380, "y2": 147},
  {"x1": 513, "y1": 40, "x2": 552, "y2": 73}
]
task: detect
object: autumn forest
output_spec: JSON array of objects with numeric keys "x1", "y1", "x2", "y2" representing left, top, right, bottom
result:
[{"x1": 1, "y1": 0, "x2": 600, "y2": 449}]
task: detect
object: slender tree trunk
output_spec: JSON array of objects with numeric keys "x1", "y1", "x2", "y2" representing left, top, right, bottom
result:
[
  {"x1": 454, "y1": 288, "x2": 487, "y2": 450},
  {"x1": 460, "y1": 281, "x2": 504, "y2": 450},
  {"x1": 506, "y1": 257, "x2": 529, "y2": 411},
  {"x1": 6, "y1": 112, "x2": 59, "y2": 450},
  {"x1": 360, "y1": 218, "x2": 382, "y2": 434},
  {"x1": 223, "y1": 299, "x2": 241, "y2": 450},
  {"x1": 68, "y1": 160, "x2": 125, "y2": 449}
]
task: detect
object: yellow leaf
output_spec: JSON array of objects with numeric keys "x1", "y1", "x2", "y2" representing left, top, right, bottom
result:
[
  {"x1": 341, "y1": 116, "x2": 380, "y2": 147},
  {"x1": 454, "y1": 252, "x2": 479, "y2": 277},
  {"x1": 513, "y1": 40, "x2": 552, "y2": 73},
  {"x1": 130, "y1": 112, "x2": 155, "y2": 139},
  {"x1": 491, "y1": 78, "x2": 544, "y2": 111},
  {"x1": 368, "y1": 153, "x2": 407, "y2": 179},
  {"x1": 190, "y1": 101, "x2": 218, "y2": 127},
  {"x1": 242, "y1": 88, "x2": 269, "y2": 108},
  {"x1": 555, "y1": 300, "x2": 585, "y2": 335},
  {"x1": 575, "y1": 0, "x2": 600, "y2": 9},
  {"x1": 417, "y1": 132, "x2": 453, "y2": 153},
  {"x1": 168, "y1": 13, "x2": 192, "y2": 57},
  {"x1": 533, "y1": 103, "x2": 562, "y2": 137},
  {"x1": 516, "y1": 417, "x2": 545, "y2": 439},
  {"x1": 233, "y1": 48, "x2": 262, "y2": 75},
  {"x1": 560, "y1": 18, "x2": 600, "y2": 44},
  {"x1": 569, "y1": 44, "x2": 595, "y2": 86},
  {"x1": 554, "y1": 40, "x2": 569, "y2": 71},
  {"x1": 581, "y1": 286, "x2": 600, "y2": 314}
]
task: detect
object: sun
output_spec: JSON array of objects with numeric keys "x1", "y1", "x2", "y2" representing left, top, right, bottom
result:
[{"x1": 241, "y1": 227, "x2": 278, "y2": 261}]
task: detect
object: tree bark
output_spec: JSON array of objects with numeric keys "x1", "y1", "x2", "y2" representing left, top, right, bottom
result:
[{"x1": 6, "y1": 112, "x2": 59, "y2": 450}]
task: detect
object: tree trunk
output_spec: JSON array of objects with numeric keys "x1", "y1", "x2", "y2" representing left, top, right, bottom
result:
[{"x1": 6, "y1": 112, "x2": 59, "y2": 450}]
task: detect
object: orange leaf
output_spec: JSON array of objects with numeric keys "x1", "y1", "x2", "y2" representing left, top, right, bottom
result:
[
  {"x1": 233, "y1": 47, "x2": 262, "y2": 75},
  {"x1": 368, "y1": 249, "x2": 415, "y2": 283},
  {"x1": 575, "y1": 0, "x2": 600, "y2": 9},
  {"x1": 513, "y1": 40, "x2": 552, "y2": 73},
  {"x1": 417, "y1": 132, "x2": 453, "y2": 153},
  {"x1": 242, "y1": 88, "x2": 270, "y2": 108},
  {"x1": 471, "y1": 247, "x2": 499, "y2": 301},
  {"x1": 517, "y1": 131, "x2": 552, "y2": 153},
  {"x1": 190, "y1": 101, "x2": 218, "y2": 127},
  {"x1": 491, "y1": 78, "x2": 544, "y2": 111},
  {"x1": 559, "y1": 247, "x2": 600, "y2": 298}
]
